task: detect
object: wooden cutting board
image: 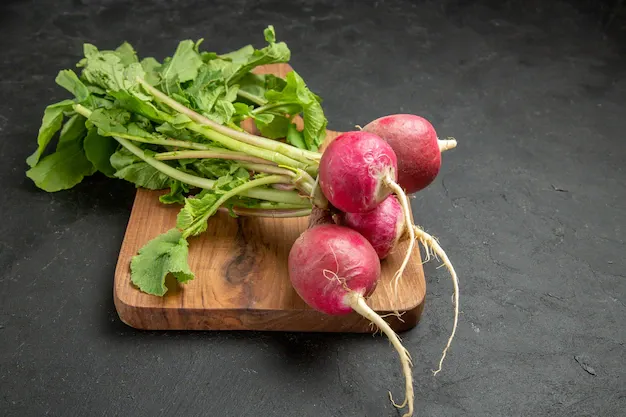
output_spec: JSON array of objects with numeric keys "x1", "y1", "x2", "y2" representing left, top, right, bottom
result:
[{"x1": 113, "y1": 64, "x2": 426, "y2": 332}]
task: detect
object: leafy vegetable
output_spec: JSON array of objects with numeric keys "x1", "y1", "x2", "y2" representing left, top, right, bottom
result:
[
  {"x1": 226, "y1": 26, "x2": 291, "y2": 84},
  {"x1": 254, "y1": 113, "x2": 291, "y2": 139},
  {"x1": 159, "y1": 180, "x2": 190, "y2": 205},
  {"x1": 57, "y1": 114, "x2": 87, "y2": 149},
  {"x1": 83, "y1": 128, "x2": 118, "y2": 177},
  {"x1": 26, "y1": 136, "x2": 95, "y2": 192},
  {"x1": 159, "y1": 40, "x2": 204, "y2": 95},
  {"x1": 26, "y1": 100, "x2": 75, "y2": 167},
  {"x1": 192, "y1": 159, "x2": 246, "y2": 179},
  {"x1": 110, "y1": 147, "x2": 170, "y2": 189},
  {"x1": 176, "y1": 172, "x2": 249, "y2": 237},
  {"x1": 220, "y1": 45, "x2": 254, "y2": 64},
  {"x1": 263, "y1": 71, "x2": 327, "y2": 150},
  {"x1": 140, "y1": 57, "x2": 162, "y2": 86},
  {"x1": 55, "y1": 70, "x2": 91, "y2": 103},
  {"x1": 26, "y1": 25, "x2": 328, "y2": 296},
  {"x1": 78, "y1": 44, "x2": 142, "y2": 93},
  {"x1": 114, "y1": 42, "x2": 139, "y2": 66},
  {"x1": 130, "y1": 228, "x2": 194, "y2": 296},
  {"x1": 286, "y1": 122, "x2": 306, "y2": 149}
]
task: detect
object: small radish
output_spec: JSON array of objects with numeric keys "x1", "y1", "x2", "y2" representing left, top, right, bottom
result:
[
  {"x1": 363, "y1": 114, "x2": 456, "y2": 194},
  {"x1": 288, "y1": 210, "x2": 414, "y2": 416},
  {"x1": 337, "y1": 195, "x2": 405, "y2": 260},
  {"x1": 318, "y1": 131, "x2": 417, "y2": 294},
  {"x1": 339, "y1": 196, "x2": 460, "y2": 375},
  {"x1": 318, "y1": 131, "x2": 398, "y2": 213}
]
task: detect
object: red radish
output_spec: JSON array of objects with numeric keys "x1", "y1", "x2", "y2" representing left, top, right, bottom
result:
[
  {"x1": 339, "y1": 196, "x2": 460, "y2": 375},
  {"x1": 318, "y1": 130, "x2": 417, "y2": 293},
  {"x1": 338, "y1": 195, "x2": 405, "y2": 260},
  {"x1": 318, "y1": 131, "x2": 398, "y2": 213},
  {"x1": 363, "y1": 114, "x2": 456, "y2": 194},
  {"x1": 288, "y1": 211, "x2": 414, "y2": 416}
]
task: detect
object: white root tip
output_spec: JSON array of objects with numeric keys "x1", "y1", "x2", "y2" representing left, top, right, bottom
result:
[
  {"x1": 349, "y1": 293, "x2": 414, "y2": 417},
  {"x1": 389, "y1": 390, "x2": 408, "y2": 408},
  {"x1": 384, "y1": 175, "x2": 416, "y2": 305},
  {"x1": 438, "y1": 138, "x2": 457, "y2": 152},
  {"x1": 413, "y1": 225, "x2": 460, "y2": 376}
]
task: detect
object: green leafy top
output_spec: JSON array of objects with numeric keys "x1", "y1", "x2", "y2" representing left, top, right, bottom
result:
[
  {"x1": 26, "y1": 25, "x2": 325, "y2": 297},
  {"x1": 130, "y1": 228, "x2": 194, "y2": 296}
]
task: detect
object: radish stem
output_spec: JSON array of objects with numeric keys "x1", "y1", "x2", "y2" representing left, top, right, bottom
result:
[
  {"x1": 115, "y1": 137, "x2": 219, "y2": 191},
  {"x1": 412, "y1": 225, "x2": 459, "y2": 376},
  {"x1": 74, "y1": 105, "x2": 310, "y2": 206},
  {"x1": 347, "y1": 292, "x2": 414, "y2": 417},
  {"x1": 239, "y1": 164, "x2": 327, "y2": 208},
  {"x1": 137, "y1": 78, "x2": 321, "y2": 164},
  {"x1": 217, "y1": 206, "x2": 312, "y2": 218},
  {"x1": 77, "y1": 104, "x2": 301, "y2": 170},
  {"x1": 241, "y1": 187, "x2": 309, "y2": 206},
  {"x1": 181, "y1": 174, "x2": 292, "y2": 238},
  {"x1": 108, "y1": 132, "x2": 217, "y2": 151},
  {"x1": 236, "y1": 90, "x2": 267, "y2": 106},
  {"x1": 155, "y1": 150, "x2": 274, "y2": 165},
  {"x1": 271, "y1": 183, "x2": 295, "y2": 191},
  {"x1": 226, "y1": 200, "x2": 308, "y2": 209},
  {"x1": 186, "y1": 123, "x2": 308, "y2": 169},
  {"x1": 239, "y1": 163, "x2": 296, "y2": 177},
  {"x1": 250, "y1": 101, "x2": 290, "y2": 115},
  {"x1": 384, "y1": 174, "x2": 416, "y2": 300}
]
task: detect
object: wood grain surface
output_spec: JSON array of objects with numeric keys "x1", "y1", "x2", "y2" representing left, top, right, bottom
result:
[{"x1": 113, "y1": 64, "x2": 426, "y2": 332}]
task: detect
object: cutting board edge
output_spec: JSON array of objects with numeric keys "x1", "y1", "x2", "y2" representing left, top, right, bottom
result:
[{"x1": 113, "y1": 290, "x2": 425, "y2": 333}]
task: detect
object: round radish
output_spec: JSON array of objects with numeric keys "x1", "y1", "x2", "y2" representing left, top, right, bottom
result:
[
  {"x1": 318, "y1": 131, "x2": 417, "y2": 291},
  {"x1": 338, "y1": 195, "x2": 405, "y2": 260},
  {"x1": 288, "y1": 219, "x2": 414, "y2": 416},
  {"x1": 363, "y1": 114, "x2": 456, "y2": 194},
  {"x1": 289, "y1": 223, "x2": 380, "y2": 315},
  {"x1": 338, "y1": 196, "x2": 460, "y2": 375},
  {"x1": 318, "y1": 131, "x2": 398, "y2": 213}
]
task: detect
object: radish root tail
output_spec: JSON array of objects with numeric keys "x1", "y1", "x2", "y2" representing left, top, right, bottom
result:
[
  {"x1": 384, "y1": 174, "x2": 416, "y2": 302},
  {"x1": 438, "y1": 138, "x2": 457, "y2": 152},
  {"x1": 389, "y1": 391, "x2": 408, "y2": 408},
  {"x1": 412, "y1": 225, "x2": 460, "y2": 376},
  {"x1": 348, "y1": 292, "x2": 414, "y2": 417}
]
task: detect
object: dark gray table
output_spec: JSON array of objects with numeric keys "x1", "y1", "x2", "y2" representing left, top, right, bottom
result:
[{"x1": 1, "y1": 1, "x2": 624, "y2": 416}]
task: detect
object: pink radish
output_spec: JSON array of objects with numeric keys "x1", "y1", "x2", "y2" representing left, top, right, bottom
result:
[
  {"x1": 318, "y1": 131, "x2": 417, "y2": 295},
  {"x1": 318, "y1": 131, "x2": 399, "y2": 213},
  {"x1": 363, "y1": 114, "x2": 456, "y2": 194},
  {"x1": 337, "y1": 195, "x2": 405, "y2": 260},
  {"x1": 339, "y1": 195, "x2": 460, "y2": 375},
  {"x1": 288, "y1": 210, "x2": 414, "y2": 416}
]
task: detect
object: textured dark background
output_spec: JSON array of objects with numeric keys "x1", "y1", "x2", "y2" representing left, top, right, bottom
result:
[{"x1": 1, "y1": 0, "x2": 625, "y2": 416}]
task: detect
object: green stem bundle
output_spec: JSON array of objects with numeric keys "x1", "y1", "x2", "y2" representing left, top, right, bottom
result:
[{"x1": 138, "y1": 78, "x2": 321, "y2": 166}]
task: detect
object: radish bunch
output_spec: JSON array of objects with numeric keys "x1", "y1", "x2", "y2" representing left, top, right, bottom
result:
[{"x1": 288, "y1": 114, "x2": 459, "y2": 416}]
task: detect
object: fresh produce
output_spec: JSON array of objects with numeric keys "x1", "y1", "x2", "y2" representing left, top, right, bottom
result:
[
  {"x1": 363, "y1": 114, "x2": 457, "y2": 194},
  {"x1": 331, "y1": 117, "x2": 459, "y2": 341},
  {"x1": 288, "y1": 209, "x2": 414, "y2": 417},
  {"x1": 27, "y1": 24, "x2": 462, "y2": 416},
  {"x1": 338, "y1": 195, "x2": 460, "y2": 375},
  {"x1": 25, "y1": 26, "x2": 331, "y2": 295},
  {"x1": 318, "y1": 131, "x2": 398, "y2": 213},
  {"x1": 319, "y1": 130, "x2": 417, "y2": 301},
  {"x1": 337, "y1": 195, "x2": 405, "y2": 259}
]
